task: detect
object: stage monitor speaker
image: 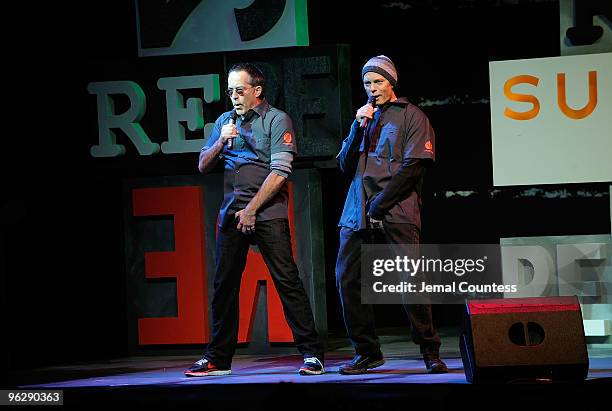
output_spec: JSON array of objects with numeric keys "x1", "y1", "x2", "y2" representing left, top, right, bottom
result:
[{"x1": 460, "y1": 296, "x2": 589, "y2": 383}]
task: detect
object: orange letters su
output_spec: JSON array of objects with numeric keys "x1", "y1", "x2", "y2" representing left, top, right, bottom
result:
[{"x1": 503, "y1": 71, "x2": 598, "y2": 121}]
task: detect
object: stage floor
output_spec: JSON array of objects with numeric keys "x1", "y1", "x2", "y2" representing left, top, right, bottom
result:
[{"x1": 8, "y1": 329, "x2": 612, "y2": 408}]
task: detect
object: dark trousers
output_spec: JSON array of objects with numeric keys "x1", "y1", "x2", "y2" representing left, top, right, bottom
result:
[
  {"x1": 205, "y1": 218, "x2": 323, "y2": 368},
  {"x1": 335, "y1": 222, "x2": 441, "y2": 356}
]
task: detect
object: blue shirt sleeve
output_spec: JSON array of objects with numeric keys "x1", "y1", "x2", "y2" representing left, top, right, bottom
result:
[
  {"x1": 202, "y1": 112, "x2": 230, "y2": 151},
  {"x1": 336, "y1": 120, "x2": 363, "y2": 174}
]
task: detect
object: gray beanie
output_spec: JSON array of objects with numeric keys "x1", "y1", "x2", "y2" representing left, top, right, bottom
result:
[{"x1": 362, "y1": 55, "x2": 397, "y2": 86}]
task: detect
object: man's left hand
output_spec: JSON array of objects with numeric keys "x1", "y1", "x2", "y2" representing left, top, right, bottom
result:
[
  {"x1": 367, "y1": 193, "x2": 385, "y2": 223},
  {"x1": 236, "y1": 208, "x2": 256, "y2": 234},
  {"x1": 368, "y1": 215, "x2": 383, "y2": 228}
]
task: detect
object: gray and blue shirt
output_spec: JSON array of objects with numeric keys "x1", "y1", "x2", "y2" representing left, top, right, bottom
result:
[{"x1": 202, "y1": 100, "x2": 297, "y2": 228}]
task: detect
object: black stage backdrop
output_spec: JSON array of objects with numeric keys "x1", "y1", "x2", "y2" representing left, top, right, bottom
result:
[{"x1": 2, "y1": 0, "x2": 610, "y2": 375}]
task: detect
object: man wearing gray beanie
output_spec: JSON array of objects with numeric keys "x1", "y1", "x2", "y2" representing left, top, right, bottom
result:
[{"x1": 336, "y1": 55, "x2": 448, "y2": 374}]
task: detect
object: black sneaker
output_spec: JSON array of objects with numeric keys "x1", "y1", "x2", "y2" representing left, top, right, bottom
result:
[
  {"x1": 299, "y1": 356, "x2": 325, "y2": 375},
  {"x1": 339, "y1": 353, "x2": 385, "y2": 375},
  {"x1": 423, "y1": 354, "x2": 448, "y2": 374},
  {"x1": 184, "y1": 357, "x2": 231, "y2": 377}
]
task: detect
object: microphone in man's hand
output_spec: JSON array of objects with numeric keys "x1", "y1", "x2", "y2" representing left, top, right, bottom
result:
[
  {"x1": 359, "y1": 96, "x2": 377, "y2": 129},
  {"x1": 228, "y1": 110, "x2": 238, "y2": 149}
]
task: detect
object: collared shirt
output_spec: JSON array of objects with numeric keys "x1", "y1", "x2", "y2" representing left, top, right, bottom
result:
[
  {"x1": 337, "y1": 97, "x2": 435, "y2": 230},
  {"x1": 202, "y1": 100, "x2": 297, "y2": 227}
]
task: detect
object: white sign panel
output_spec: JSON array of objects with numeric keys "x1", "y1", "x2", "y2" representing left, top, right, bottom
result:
[
  {"x1": 489, "y1": 53, "x2": 612, "y2": 186},
  {"x1": 136, "y1": 0, "x2": 309, "y2": 57}
]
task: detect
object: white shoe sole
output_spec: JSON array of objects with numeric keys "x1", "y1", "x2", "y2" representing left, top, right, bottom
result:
[
  {"x1": 299, "y1": 367, "x2": 326, "y2": 375},
  {"x1": 185, "y1": 369, "x2": 232, "y2": 377}
]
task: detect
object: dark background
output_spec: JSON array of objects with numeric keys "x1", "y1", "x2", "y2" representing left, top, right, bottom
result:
[{"x1": 2, "y1": 0, "x2": 610, "y2": 377}]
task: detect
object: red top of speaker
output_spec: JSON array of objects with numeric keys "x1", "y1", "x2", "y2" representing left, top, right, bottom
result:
[{"x1": 467, "y1": 296, "x2": 580, "y2": 314}]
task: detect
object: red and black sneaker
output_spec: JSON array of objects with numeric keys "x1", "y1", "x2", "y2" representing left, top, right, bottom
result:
[
  {"x1": 184, "y1": 358, "x2": 231, "y2": 377},
  {"x1": 299, "y1": 356, "x2": 325, "y2": 375},
  {"x1": 423, "y1": 354, "x2": 448, "y2": 374}
]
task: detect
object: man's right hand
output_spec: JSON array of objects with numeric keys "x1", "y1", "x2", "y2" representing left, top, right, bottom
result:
[
  {"x1": 220, "y1": 123, "x2": 238, "y2": 145},
  {"x1": 356, "y1": 103, "x2": 378, "y2": 123},
  {"x1": 368, "y1": 215, "x2": 384, "y2": 229}
]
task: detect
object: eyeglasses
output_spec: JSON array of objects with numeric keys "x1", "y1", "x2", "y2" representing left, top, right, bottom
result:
[{"x1": 225, "y1": 86, "x2": 254, "y2": 97}]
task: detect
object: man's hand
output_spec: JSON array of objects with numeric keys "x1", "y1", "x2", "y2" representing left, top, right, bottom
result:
[
  {"x1": 220, "y1": 123, "x2": 238, "y2": 145},
  {"x1": 367, "y1": 193, "x2": 385, "y2": 224},
  {"x1": 368, "y1": 215, "x2": 383, "y2": 224},
  {"x1": 368, "y1": 215, "x2": 383, "y2": 228},
  {"x1": 235, "y1": 208, "x2": 256, "y2": 234},
  {"x1": 356, "y1": 103, "x2": 379, "y2": 123}
]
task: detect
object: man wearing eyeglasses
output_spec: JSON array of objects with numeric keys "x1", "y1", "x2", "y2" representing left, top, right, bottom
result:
[
  {"x1": 335, "y1": 55, "x2": 448, "y2": 375},
  {"x1": 186, "y1": 63, "x2": 325, "y2": 377}
]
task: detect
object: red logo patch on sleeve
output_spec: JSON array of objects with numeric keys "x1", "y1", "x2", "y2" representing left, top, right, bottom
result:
[
  {"x1": 425, "y1": 140, "x2": 433, "y2": 151},
  {"x1": 283, "y1": 132, "x2": 293, "y2": 145}
]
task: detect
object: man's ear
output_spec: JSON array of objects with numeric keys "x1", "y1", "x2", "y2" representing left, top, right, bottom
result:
[{"x1": 254, "y1": 85, "x2": 263, "y2": 98}]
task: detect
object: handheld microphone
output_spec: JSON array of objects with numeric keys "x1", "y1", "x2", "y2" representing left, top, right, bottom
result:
[
  {"x1": 359, "y1": 96, "x2": 377, "y2": 129},
  {"x1": 228, "y1": 110, "x2": 238, "y2": 149}
]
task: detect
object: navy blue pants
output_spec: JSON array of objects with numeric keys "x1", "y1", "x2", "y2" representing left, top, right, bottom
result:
[
  {"x1": 336, "y1": 222, "x2": 441, "y2": 356},
  {"x1": 205, "y1": 218, "x2": 323, "y2": 368}
]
